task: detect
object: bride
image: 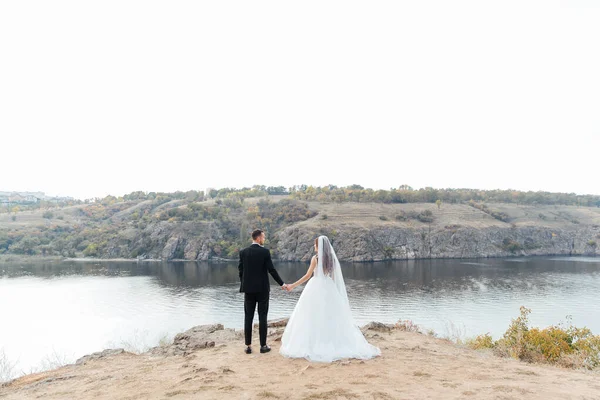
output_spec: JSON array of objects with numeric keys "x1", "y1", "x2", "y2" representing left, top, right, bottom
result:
[{"x1": 279, "y1": 235, "x2": 381, "y2": 362}]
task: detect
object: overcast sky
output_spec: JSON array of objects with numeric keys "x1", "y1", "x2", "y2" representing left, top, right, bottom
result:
[{"x1": 1, "y1": 0, "x2": 598, "y2": 200}]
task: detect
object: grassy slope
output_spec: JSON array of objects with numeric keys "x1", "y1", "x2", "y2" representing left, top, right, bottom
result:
[
  {"x1": 299, "y1": 201, "x2": 600, "y2": 229},
  {"x1": 2, "y1": 199, "x2": 600, "y2": 232}
]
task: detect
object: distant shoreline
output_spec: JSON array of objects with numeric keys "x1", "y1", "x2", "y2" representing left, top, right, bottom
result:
[
  {"x1": 1, "y1": 253, "x2": 597, "y2": 265},
  {"x1": 0, "y1": 254, "x2": 237, "y2": 264},
  {"x1": 0, "y1": 255, "x2": 163, "y2": 264}
]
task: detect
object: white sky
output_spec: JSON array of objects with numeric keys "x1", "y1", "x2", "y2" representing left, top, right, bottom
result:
[{"x1": 1, "y1": 0, "x2": 599, "y2": 200}]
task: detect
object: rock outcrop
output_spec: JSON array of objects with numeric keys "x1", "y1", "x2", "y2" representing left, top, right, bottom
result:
[
  {"x1": 275, "y1": 225, "x2": 600, "y2": 262},
  {"x1": 75, "y1": 349, "x2": 125, "y2": 365},
  {"x1": 149, "y1": 324, "x2": 242, "y2": 356}
]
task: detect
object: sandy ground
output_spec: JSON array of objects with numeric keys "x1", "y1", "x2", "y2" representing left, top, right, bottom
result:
[{"x1": 1, "y1": 325, "x2": 599, "y2": 400}]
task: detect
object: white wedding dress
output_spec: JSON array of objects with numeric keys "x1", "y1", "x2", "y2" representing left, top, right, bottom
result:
[{"x1": 279, "y1": 236, "x2": 381, "y2": 362}]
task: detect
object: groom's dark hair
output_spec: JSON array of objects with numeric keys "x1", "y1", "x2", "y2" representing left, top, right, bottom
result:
[{"x1": 252, "y1": 229, "x2": 264, "y2": 240}]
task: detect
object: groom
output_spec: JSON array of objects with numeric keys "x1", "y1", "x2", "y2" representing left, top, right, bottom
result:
[{"x1": 238, "y1": 229, "x2": 289, "y2": 354}]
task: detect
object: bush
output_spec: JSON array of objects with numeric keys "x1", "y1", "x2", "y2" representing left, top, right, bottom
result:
[
  {"x1": 468, "y1": 201, "x2": 509, "y2": 222},
  {"x1": 502, "y1": 238, "x2": 523, "y2": 253},
  {"x1": 395, "y1": 319, "x2": 421, "y2": 333},
  {"x1": 383, "y1": 246, "x2": 394, "y2": 259},
  {"x1": 490, "y1": 211, "x2": 510, "y2": 222},
  {"x1": 83, "y1": 243, "x2": 98, "y2": 257},
  {"x1": 10, "y1": 235, "x2": 41, "y2": 255},
  {"x1": 467, "y1": 333, "x2": 495, "y2": 350},
  {"x1": 444, "y1": 224, "x2": 461, "y2": 230},
  {"x1": 491, "y1": 307, "x2": 600, "y2": 369},
  {"x1": 42, "y1": 211, "x2": 54, "y2": 219},
  {"x1": 417, "y1": 210, "x2": 434, "y2": 223},
  {"x1": 395, "y1": 212, "x2": 407, "y2": 221},
  {"x1": 523, "y1": 238, "x2": 539, "y2": 250},
  {"x1": 444, "y1": 224, "x2": 461, "y2": 233}
]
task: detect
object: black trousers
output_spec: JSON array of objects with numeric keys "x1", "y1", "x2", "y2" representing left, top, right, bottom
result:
[{"x1": 244, "y1": 291, "x2": 269, "y2": 346}]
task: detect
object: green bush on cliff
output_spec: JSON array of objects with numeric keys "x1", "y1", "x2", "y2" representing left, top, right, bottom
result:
[
  {"x1": 395, "y1": 212, "x2": 407, "y2": 221},
  {"x1": 468, "y1": 201, "x2": 510, "y2": 222},
  {"x1": 7, "y1": 235, "x2": 41, "y2": 255},
  {"x1": 416, "y1": 210, "x2": 434, "y2": 223},
  {"x1": 502, "y1": 238, "x2": 522, "y2": 253},
  {"x1": 83, "y1": 243, "x2": 99, "y2": 257}
]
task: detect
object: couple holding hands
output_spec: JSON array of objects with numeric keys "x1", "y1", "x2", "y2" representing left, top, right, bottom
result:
[{"x1": 238, "y1": 229, "x2": 380, "y2": 362}]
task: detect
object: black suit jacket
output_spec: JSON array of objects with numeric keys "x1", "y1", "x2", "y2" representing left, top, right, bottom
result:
[{"x1": 238, "y1": 244, "x2": 284, "y2": 293}]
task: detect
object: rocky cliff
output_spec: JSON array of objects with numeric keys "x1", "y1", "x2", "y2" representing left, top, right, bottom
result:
[
  {"x1": 275, "y1": 224, "x2": 600, "y2": 262},
  {"x1": 114, "y1": 202, "x2": 600, "y2": 262},
  {"x1": 2, "y1": 199, "x2": 599, "y2": 262}
]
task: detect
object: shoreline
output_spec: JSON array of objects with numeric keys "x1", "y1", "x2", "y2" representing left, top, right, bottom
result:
[
  {"x1": 1, "y1": 253, "x2": 597, "y2": 265},
  {"x1": 1, "y1": 321, "x2": 599, "y2": 400}
]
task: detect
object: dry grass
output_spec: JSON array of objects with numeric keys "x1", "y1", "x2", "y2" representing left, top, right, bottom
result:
[
  {"x1": 394, "y1": 319, "x2": 422, "y2": 333},
  {"x1": 0, "y1": 205, "x2": 83, "y2": 229},
  {"x1": 413, "y1": 371, "x2": 432, "y2": 377},
  {"x1": 441, "y1": 320, "x2": 469, "y2": 344},
  {"x1": 296, "y1": 201, "x2": 600, "y2": 230},
  {"x1": 0, "y1": 348, "x2": 17, "y2": 383},
  {"x1": 2, "y1": 326, "x2": 600, "y2": 400},
  {"x1": 258, "y1": 391, "x2": 281, "y2": 399},
  {"x1": 302, "y1": 388, "x2": 359, "y2": 399}
]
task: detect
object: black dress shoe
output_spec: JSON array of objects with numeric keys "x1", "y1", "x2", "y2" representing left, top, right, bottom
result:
[
  {"x1": 260, "y1": 345, "x2": 271, "y2": 353},
  {"x1": 245, "y1": 346, "x2": 252, "y2": 354}
]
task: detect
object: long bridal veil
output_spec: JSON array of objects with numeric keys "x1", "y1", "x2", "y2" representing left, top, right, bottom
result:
[{"x1": 316, "y1": 235, "x2": 349, "y2": 305}]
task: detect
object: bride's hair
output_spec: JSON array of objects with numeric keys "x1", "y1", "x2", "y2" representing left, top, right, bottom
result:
[{"x1": 318, "y1": 236, "x2": 334, "y2": 276}]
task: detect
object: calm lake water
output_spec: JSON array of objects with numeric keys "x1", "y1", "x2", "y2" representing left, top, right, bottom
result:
[{"x1": 1, "y1": 256, "x2": 600, "y2": 378}]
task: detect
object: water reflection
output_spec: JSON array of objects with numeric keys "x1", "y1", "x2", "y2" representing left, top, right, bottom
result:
[{"x1": 3, "y1": 257, "x2": 600, "y2": 298}]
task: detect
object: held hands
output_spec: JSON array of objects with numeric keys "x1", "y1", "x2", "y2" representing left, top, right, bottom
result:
[{"x1": 282, "y1": 283, "x2": 293, "y2": 292}]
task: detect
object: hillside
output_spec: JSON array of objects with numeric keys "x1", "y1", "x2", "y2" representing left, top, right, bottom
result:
[
  {"x1": 276, "y1": 201, "x2": 600, "y2": 261},
  {"x1": 1, "y1": 194, "x2": 599, "y2": 262}
]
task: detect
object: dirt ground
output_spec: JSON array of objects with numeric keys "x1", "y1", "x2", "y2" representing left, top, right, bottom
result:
[{"x1": 2, "y1": 325, "x2": 599, "y2": 400}]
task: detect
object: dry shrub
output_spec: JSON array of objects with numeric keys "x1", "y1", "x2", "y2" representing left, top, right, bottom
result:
[
  {"x1": 525, "y1": 327, "x2": 572, "y2": 362},
  {"x1": 394, "y1": 319, "x2": 421, "y2": 333},
  {"x1": 466, "y1": 333, "x2": 495, "y2": 350},
  {"x1": 0, "y1": 348, "x2": 17, "y2": 383},
  {"x1": 556, "y1": 352, "x2": 587, "y2": 369},
  {"x1": 491, "y1": 307, "x2": 600, "y2": 370}
]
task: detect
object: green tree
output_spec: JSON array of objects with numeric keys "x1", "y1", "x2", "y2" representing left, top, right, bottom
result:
[{"x1": 83, "y1": 243, "x2": 98, "y2": 257}]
